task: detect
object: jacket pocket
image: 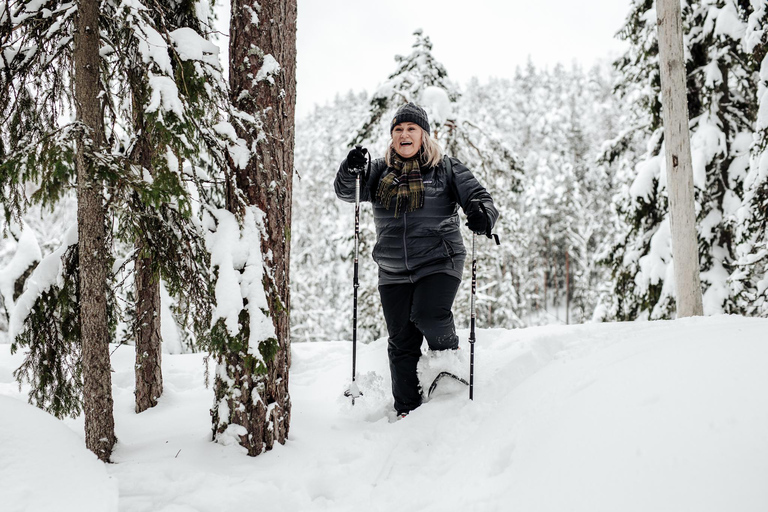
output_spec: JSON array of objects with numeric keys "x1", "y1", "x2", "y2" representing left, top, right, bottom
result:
[{"x1": 441, "y1": 238, "x2": 456, "y2": 269}]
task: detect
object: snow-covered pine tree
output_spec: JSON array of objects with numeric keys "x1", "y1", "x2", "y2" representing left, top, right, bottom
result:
[
  {"x1": 604, "y1": 0, "x2": 757, "y2": 320},
  {"x1": 208, "y1": 0, "x2": 296, "y2": 456},
  {"x1": 0, "y1": 224, "x2": 41, "y2": 338},
  {"x1": 1, "y1": 0, "x2": 231, "y2": 455},
  {"x1": 352, "y1": 29, "x2": 460, "y2": 147},
  {"x1": 732, "y1": 0, "x2": 768, "y2": 315},
  {"x1": 100, "y1": 0, "x2": 230, "y2": 413}
]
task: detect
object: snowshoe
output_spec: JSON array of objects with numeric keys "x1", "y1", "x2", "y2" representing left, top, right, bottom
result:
[{"x1": 427, "y1": 371, "x2": 469, "y2": 398}]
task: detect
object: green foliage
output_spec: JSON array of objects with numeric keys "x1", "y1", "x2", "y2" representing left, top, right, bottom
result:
[
  {"x1": 11, "y1": 246, "x2": 81, "y2": 418},
  {"x1": 209, "y1": 310, "x2": 277, "y2": 376},
  {"x1": 603, "y1": 0, "x2": 761, "y2": 319},
  {"x1": 2, "y1": 0, "x2": 231, "y2": 417}
]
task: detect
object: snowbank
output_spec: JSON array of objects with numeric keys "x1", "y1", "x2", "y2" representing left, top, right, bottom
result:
[
  {"x1": 1, "y1": 315, "x2": 767, "y2": 512},
  {"x1": 0, "y1": 395, "x2": 118, "y2": 512}
]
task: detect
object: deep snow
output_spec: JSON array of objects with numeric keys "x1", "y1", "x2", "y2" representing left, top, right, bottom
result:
[{"x1": 1, "y1": 315, "x2": 767, "y2": 512}]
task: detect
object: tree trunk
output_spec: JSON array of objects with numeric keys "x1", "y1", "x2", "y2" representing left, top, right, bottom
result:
[
  {"x1": 129, "y1": 69, "x2": 164, "y2": 414},
  {"x1": 566, "y1": 250, "x2": 570, "y2": 325},
  {"x1": 656, "y1": 0, "x2": 704, "y2": 317},
  {"x1": 74, "y1": 0, "x2": 116, "y2": 462},
  {"x1": 134, "y1": 249, "x2": 163, "y2": 413},
  {"x1": 214, "y1": 0, "x2": 296, "y2": 456}
]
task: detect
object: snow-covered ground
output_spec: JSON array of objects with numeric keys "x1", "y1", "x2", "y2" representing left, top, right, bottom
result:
[{"x1": 2, "y1": 315, "x2": 767, "y2": 512}]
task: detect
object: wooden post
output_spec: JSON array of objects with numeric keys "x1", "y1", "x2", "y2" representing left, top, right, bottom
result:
[{"x1": 656, "y1": 0, "x2": 704, "y2": 317}]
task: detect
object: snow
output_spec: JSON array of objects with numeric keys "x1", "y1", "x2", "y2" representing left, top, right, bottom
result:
[
  {"x1": 255, "y1": 54, "x2": 280, "y2": 85},
  {"x1": 744, "y1": 0, "x2": 766, "y2": 53},
  {"x1": 160, "y1": 280, "x2": 183, "y2": 354},
  {"x1": 137, "y1": 25, "x2": 173, "y2": 76},
  {"x1": 701, "y1": 257, "x2": 730, "y2": 315},
  {"x1": 146, "y1": 73, "x2": 184, "y2": 119},
  {"x1": 699, "y1": 208, "x2": 723, "y2": 242},
  {"x1": 758, "y1": 85, "x2": 768, "y2": 131},
  {"x1": 204, "y1": 207, "x2": 275, "y2": 356},
  {"x1": 8, "y1": 226, "x2": 77, "y2": 339},
  {"x1": 690, "y1": 117, "x2": 725, "y2": 191},
  {"x1": 714, "y1": 1, "x2": 747, "y2": 40},
  {"x1": 629, "y1": 154, "x2": 660, "y2": 200},
  {"x1": 0, "y1": 226, "x2": 41, "y2": 322},
  {"x1": 637, "y1": 219, "x2": 671, "y2": 289},
  {"x1": 2, "y1": 315, "x2": 767, "y2": 511},
  {"x1": 169, "y1": 27, "x2": 220, "y2": 67},
  {"x1": 420, "y1": 85, "x2": 453, "y2": 126},
  {"x1": 0, "y1": 395, "x2": 118, "y2": 512}
]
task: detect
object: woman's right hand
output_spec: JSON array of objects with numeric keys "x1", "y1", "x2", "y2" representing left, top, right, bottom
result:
[{"x1": 346, "y1": 146, "x2": 368, "y2": 172}]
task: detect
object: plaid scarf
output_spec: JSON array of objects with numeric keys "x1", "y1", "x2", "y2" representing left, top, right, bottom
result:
[{"x1": 376, "y1": 152, "x2": 425, "y2": 218}]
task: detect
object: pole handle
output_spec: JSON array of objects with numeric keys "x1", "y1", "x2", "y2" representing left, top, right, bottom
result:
[{"x1": 477, "y1": 202, "x2": 501, "y2": 245}]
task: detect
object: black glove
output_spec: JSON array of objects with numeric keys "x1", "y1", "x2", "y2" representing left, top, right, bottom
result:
[
  {"x1": 465, "y1": 201, "x2": 489, "y2": 235},
  {"x1": 346, "y1": 146, "x2": 368, "y2": 172}
]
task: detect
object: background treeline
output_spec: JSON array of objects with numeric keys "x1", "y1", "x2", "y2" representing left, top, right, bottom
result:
[{"x1": 291, "y1": 0, "x2": 768, "y2": 343}]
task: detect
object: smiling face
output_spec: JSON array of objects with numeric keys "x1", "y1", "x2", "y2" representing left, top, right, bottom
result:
[{"x1": 391, "y1": 122, "x2": 424, "y2": 159}]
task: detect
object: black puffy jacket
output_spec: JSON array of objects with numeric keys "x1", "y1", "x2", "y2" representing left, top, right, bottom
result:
[{"x1": 334, "y1": 155, "x2": 498, "y2": 285}]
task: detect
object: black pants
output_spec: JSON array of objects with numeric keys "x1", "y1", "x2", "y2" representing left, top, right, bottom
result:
[{"x1": 378, "y1": 273, "x2": 461, "y2": 414}]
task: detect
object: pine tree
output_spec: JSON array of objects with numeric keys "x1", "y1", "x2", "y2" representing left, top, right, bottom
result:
[
  {"x1": 209, "y1": 0, "x2": 296, "y2": 456},
  {"x1": 732, "y1": 0, "x2": 768, "y2": 315},
  {"x1": 604, "y1": 0, "x2": 758, "y2": 320},
  {"x1": 1, "y1": 0, "x2": 231, "y2": 457}
]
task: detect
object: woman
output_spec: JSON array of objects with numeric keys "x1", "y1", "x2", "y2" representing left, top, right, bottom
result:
[{"x1": 334, "y1": 102, "x2": 498, "y2": 417}]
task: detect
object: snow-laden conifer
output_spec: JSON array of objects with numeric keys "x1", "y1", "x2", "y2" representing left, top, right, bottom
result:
[
  {"x1": 208, "y1": 0, "x2": 296, "y2": 456},
  {"x1": 732, "y1": 1, "x2": 768, "y2": 315},
  {"x1": 604, "y1": 0, "x2": 758, "y2": 320},
  {"x1": 0, "y1": 0, "x2": 233, "y2": 428}
]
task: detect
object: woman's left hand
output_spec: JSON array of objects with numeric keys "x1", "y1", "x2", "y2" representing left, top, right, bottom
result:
[{"x1": 465, "y1": 202, "x2": 489, "y2": 235}]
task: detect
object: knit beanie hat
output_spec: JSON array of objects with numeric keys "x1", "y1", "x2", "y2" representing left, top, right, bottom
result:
[{"x1": 390, "y1": 102, "x2": 431, "y2": 135}]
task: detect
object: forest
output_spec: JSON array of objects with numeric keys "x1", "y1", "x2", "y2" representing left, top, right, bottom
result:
[{"x1": 1, "y1": 0, "x2": 767, "y2": 466}]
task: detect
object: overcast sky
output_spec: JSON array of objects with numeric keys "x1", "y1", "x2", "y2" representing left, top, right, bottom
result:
[{"x1": 295, "y1": 0, "x2": 632, "y2": 117}]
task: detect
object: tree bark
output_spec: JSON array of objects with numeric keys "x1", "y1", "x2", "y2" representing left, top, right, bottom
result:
[
  {"x1": 656, "y1": 0, "x2": 704, "y2": 317},
  {"x1": 134, "y1": 249, "x2": 163, "y2": 413},
  {"x1": 74, "y1": 0, "x2": 116, "y2": 461},
  {"x1": 129, "y1": 69, "x2": 164, "y2": 414},
  {"x1": 215, "y1": 0, "x2": 296, "y2": 456}
]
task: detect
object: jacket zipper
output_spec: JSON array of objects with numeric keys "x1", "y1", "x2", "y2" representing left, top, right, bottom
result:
[{"x1": 403, "y1": 211, "x2": 410, "y2": 271}]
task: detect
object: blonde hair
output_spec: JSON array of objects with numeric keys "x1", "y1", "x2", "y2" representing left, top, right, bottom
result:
[{"x1": 385, "y1": 129, "x2": 444, "y2": 168}]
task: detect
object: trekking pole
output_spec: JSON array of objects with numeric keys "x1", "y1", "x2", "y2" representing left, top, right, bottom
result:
[
  {"x1": 468, "y1": 202, "x2": 501, "y2": 401},
  {"x1": 469, "y1": 232, "x2": 477, "y2": 400},
  {"x1": 344, "y1": 145, "x2": 368, "y2": 405}
]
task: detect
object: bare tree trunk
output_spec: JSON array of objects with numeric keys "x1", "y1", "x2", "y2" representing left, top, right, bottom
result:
[
  {"x1": 656, "y1": 0, "x2": 704, "y2": 317},
  {"x1": 74, "y1": 0, "x2": 116, "y2": 462},
  {"x1": 213, "y1": 0, "x2": 296, "y2": 456},
  {"x1": 134, "y1": 249, "x2": 163, "y2": 413}
]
